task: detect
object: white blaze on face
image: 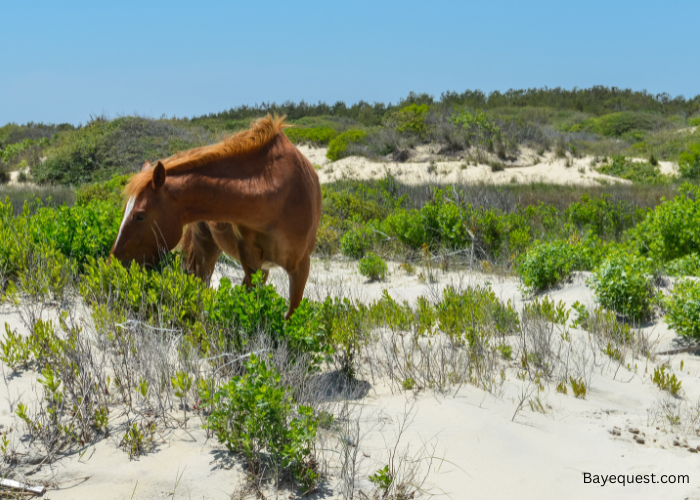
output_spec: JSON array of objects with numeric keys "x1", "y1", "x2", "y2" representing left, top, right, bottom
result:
[{"x1": 115, "y1": 196, "x2": 136, "y2": 248}]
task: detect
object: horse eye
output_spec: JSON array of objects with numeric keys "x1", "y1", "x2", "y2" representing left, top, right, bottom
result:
[{"x1": 134, "y1": 213, "x2": 146, "y2": 222}]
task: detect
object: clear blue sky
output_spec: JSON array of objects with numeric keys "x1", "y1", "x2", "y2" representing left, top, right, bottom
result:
[{"x1": 2, "y1": 0, "x2": 699, "y2": 125}]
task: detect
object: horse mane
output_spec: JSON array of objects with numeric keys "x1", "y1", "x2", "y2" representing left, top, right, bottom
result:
[{"x1": 124, "y1": 114, "x2": 287, "y2": 198}]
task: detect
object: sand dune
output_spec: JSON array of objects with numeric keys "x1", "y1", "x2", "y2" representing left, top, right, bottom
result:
[
  {"x1": 2, "y1": 260, "x2": 698, "y2": 499},
  {"x1": 297, "y1": 145, "x2": 680, "y2": 186}
]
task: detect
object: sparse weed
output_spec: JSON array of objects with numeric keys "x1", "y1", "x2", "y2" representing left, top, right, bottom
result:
[
  {"x1": 569, "y1": 377, "x2": 587, "y2": 399},
  {"x1": 652, "y1": 365, "x2": 682, "y2": 396}
]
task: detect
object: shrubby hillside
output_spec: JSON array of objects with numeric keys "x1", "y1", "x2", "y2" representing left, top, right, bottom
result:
[{"x1": 1, "y1": 86, "x2": 699, "y2": 186}]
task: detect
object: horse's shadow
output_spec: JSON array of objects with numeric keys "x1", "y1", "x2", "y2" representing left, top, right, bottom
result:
[{"x1": 309, "y1": 370, "x2": 371, "y2": 402}]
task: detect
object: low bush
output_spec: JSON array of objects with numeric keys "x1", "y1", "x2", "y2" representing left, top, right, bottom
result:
[
  {"x1": 394, "y1": 104, "x2": 429, "y2": 138},
  {"x1": 340, "y1": 226, "x2": 376, "y2": 259},
  {"x1": 31, "y1": 201, "x2": 121, "y2": 266},
  {"x1": 321, "y1": 297, "x2": 369, "y2": 379},
  {"x1": 665, "y1": 253, "x2": 700, "y2": 277},
  {"x1": 632, "y1": 183, "x2": 700, "y2": 263},
  {"x1": 437, "y1": 285, "x2": 519, "y2": 345},
  {"x1": 678, "y1": 143, "x2": 700, "y2": 179},
  {"x1": 589, "y1": 252, "x2": 654, "y2": 322},
  {"x1": 572, "y1": 111, "x2": 661, "y2": 137},
  {"x1": 451, "y1": 109, "x2": 501, "y2": 150},
  {"x1": 358, "y1": 252, "x2": 387, "y2": 281},
  {"x1": 80, "y1": 255, "x2": 209, "y2": 327},
  {"x1": 207, "y1": 354, "x2": 320, "y2": 490},
  {"x1": 284, "y1": 126, "x2": 337, "y2": 145},
  {"x1": 565, "y1": 193, "x2": 648, "y2": 239},
  {"x1": 597, "y1": 155, "x2": 669, "y2": 184},
  {"x1": 75, "y1": 175, "x2": 130, "y2": 207},
  {"x1": 326, "y1": 129, "x2": 368, "y2": 161},
  {"x1": 663, "y1": 279, "x2": 700, "y2": 339},
  {"x1": 518, "y1": 239, "x2": 603, "y2": 292}
]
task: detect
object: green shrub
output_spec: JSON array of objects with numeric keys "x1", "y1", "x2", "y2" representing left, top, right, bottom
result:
[
  {"x1": 321, "y1": 297, "x2": 368, "y2": 379},
  {"x1": 666, "y1": 253, "x2": 700, "y2": 277},
  {"x1": 597, "y1": 155, "x2": 669, "y2": 184},
  {"x1": 437, "y1": 285, "x2": 518, "y2": 345},
  {"x1": 522, "y1": 296, "x2": 569, "y2": 325},
  {"x1": 590, "y1": 252, "x2": 654, "y2": 322},
  {"x1": 80, "y1": 255, "x2": 210, "y2": 327},
  {"x1": 664, "y1": 279, "x2": 700, "y2": 339},
  {"x1": 30, "y1": 201, "x2": 121, "y2": 266},
  {"x1": 340, "y1": 226, "x2": 375, "y2": 259},
  {"x1": 395, "y1": 104, "x2": 429, "y2": 138},
  {"x1": 323, "y1": 189, "x2": 389, "y2": 222},
  {"x1": 76, "y1": 175, "x2": 130, "y2": 207},
  {"x1": 207, "y1": 354, "x2": 319, "y2": 490},
  {"x1": 315, "y1": 215, "x2": 342, "y2": 256},
  {"x1": 382, "y1": 209, "x2": 425, "y2": 249},
  {"x1": 284, "y1": 126, "x2": 337, "y2": 145},
  {"x1": 565, "y1": 194, "x2": 647, "y2": 239},
  {"x1": 678, "y1": 143, "x2": 700, "y2": 179},
  {"x1": 358, "y1": 252, "x2": 387, "y2": 281},
  {"x1": 689, "y1": 117, "x2": 700, "y2": 127},
  {"x1": 367, "y1": 291, "x2": 412, "y2": 330},
  {"x1": 451, "y1": 110, "x2": 501, "y2": 150},
  {"x1": 518, "y1": 239, "x2": 600, "y2": 292},
  {"x1": 326, "y1": 129, "x2": 368, "y2": 161},
  {"x1": 632, "y1": 183, "x2": 700, "y2": 263},
  {"x1": 575, "y1": 112, "x2": 660, "y2": 137}
]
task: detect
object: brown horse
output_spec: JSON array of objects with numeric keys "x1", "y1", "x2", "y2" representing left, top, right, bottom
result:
[{"x1": 111, "y1": 115, "x2": 322, "y2": 318}]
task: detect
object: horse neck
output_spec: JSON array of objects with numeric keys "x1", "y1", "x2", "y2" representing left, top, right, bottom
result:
[{"x1": 165, "y1": 162, "x2": 272, "y2": 225}]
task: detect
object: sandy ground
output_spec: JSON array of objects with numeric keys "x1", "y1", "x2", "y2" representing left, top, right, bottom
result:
[
  {"x1": 2, "y1": 260, "x2": 699, "y2": 499},
  {"x1": 296, "y1": 145, "x2": 680, "y2": 186}
]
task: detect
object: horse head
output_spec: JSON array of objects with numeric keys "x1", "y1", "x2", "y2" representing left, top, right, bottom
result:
[{"x1": 111, "y1": 160, "x2": 183, "y2": 267}]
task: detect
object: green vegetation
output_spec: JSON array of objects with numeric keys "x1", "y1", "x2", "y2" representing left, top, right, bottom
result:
[
  {"x1": 597, "y1": 155, "x2": 668, "y2": 184},
  {"x1": 652, "y1": 365, "x2": 682, "y2": 396},
  {"x1": 664, "y1": 279, "x2": 700, "y2": 339},
  {"x1": 590, "y1": 252, "x2": 654, "y2": 322},
  {"x1": 518, "y1": 239, "x2": 602, "y2": 292},
  {"x1": 569, "y1": 377, "x2": 587, "y2": 399},
  {"x1": 284, "y1": 125, "x2": 337, "y2": 145},
  {"x1": 678, "y1": 143, "x2": 700, "y2": 179},
  {"x1": 207, "y1": 354, "x2": 320, "y2": 489},
  {"x1": 30, "y1": 116, "x2": 214, "y2": 185},
  {"x1": 358, "y1": 252, "x2": 388, "y2": 281},
  {"x1": 326, "y1": 129, "x2": 368, "y2": 161},
  {"x1": 570, "y1": 111, "x2": 662, "y2": 138}
]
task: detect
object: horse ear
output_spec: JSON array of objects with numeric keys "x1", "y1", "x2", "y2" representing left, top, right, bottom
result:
[
  {"x1": 152, "y1": 161, "x2": 166, "y2": 190},
  {"x1": 141, "y1": 160, "x2": 154, "y2": 172}
]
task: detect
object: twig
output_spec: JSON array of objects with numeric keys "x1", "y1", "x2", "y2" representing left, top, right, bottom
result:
[{"x1": 0, "y1": 478, "x2": 46, "y2": 495}]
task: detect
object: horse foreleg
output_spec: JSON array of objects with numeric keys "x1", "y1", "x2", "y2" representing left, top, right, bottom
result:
[
  {"x1": 286, "y1": 254, "x2": 310, "y2": 320},
  {"x1": 182, "y1": 222, "x2": 222, "y2": 285}
]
